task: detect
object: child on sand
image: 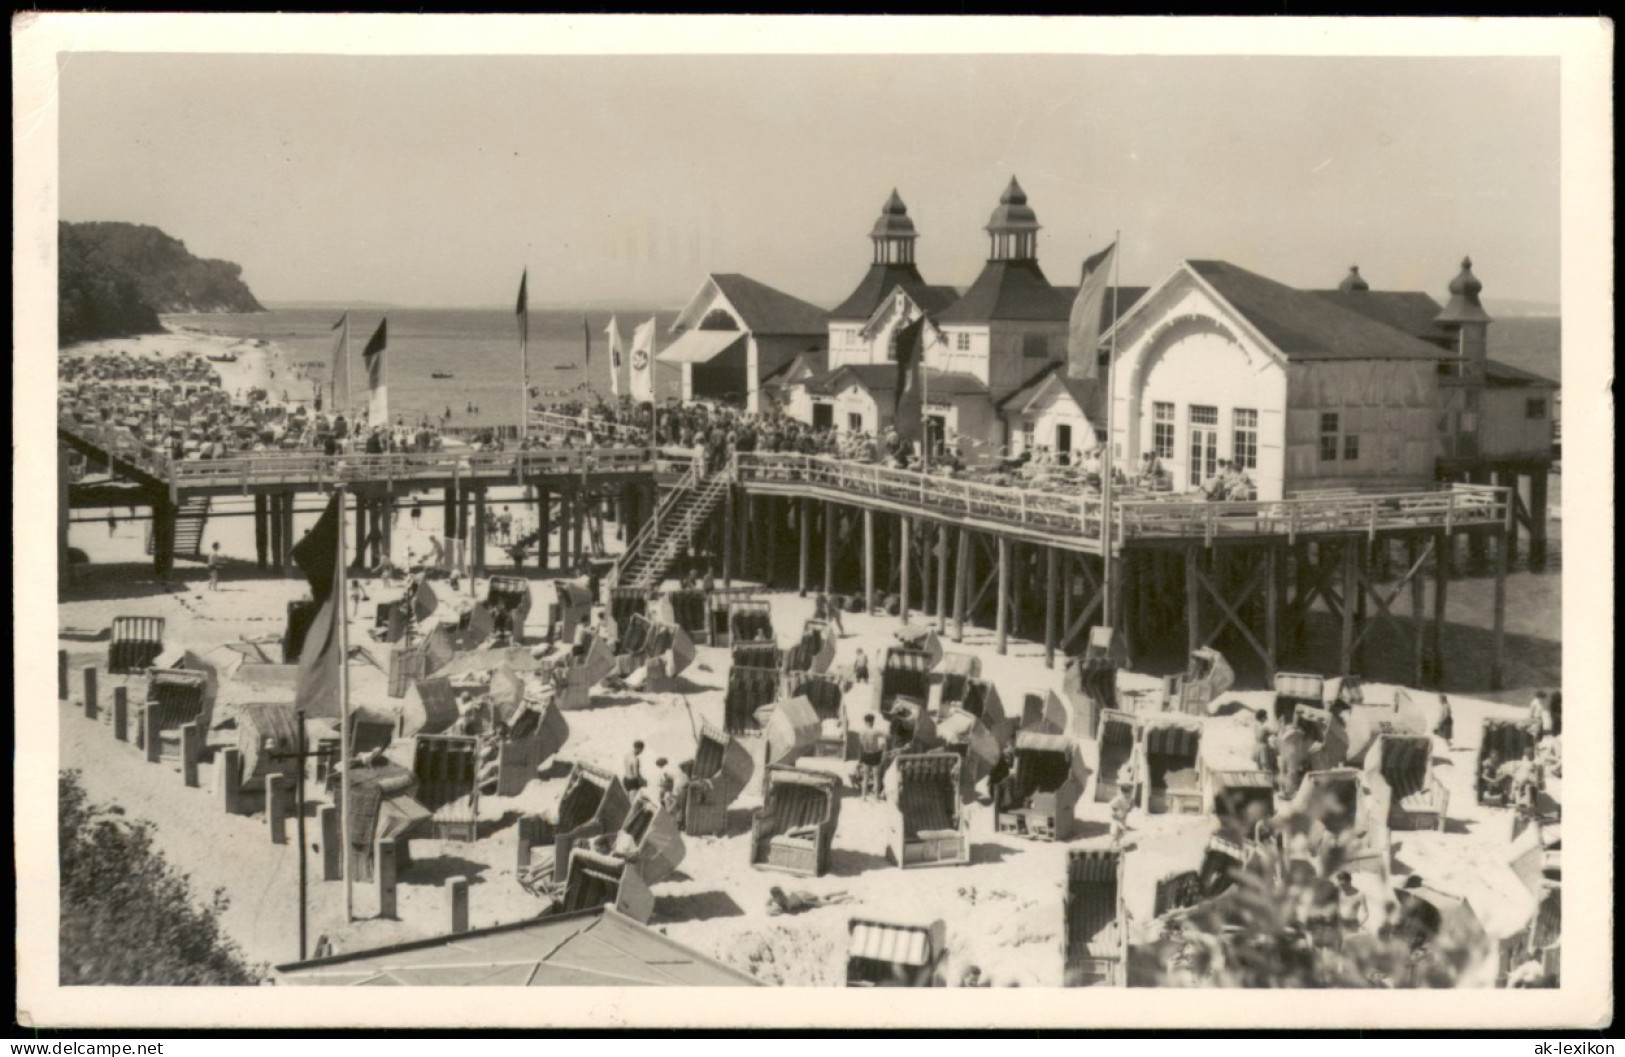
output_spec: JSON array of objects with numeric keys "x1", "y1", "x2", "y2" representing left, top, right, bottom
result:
[{"x1": 1109, "y1": 782, "x2": 1135, "y2": 847}]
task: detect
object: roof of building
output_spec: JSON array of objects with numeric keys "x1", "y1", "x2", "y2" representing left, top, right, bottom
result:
[
  {"x1": 830, "y1": 264, "x2": 940, "y2": 322},
  {"x1": 1435, "y1": 256, "x2": 1493, "y2": 325},
  {"x1": 701, "y1": 274, "x2": 829, "y2": 336},
  {"x1": 273, "y1": 907, "x2": 763, "y2": 987},
  {"x1": 1337, "y1": 266, "x2": 1370, "y2": 293},
  {"x1": 1486, "y1": 358, "x2": 1558, "y2": 388},
  {"x1": 936, "y1": 259, "x2": 1071, "y2": 324},
  {"x1": 985, "y1": 176, "x2": 1041, "y2": 234},
  {"x1": 1311, "y1": 289, "x2": 1453, "y2": 346},
  {"x1": 870, "y1": 188, "x2": 919, "y2": 240},
  {"x1": 995, "y1": 362, "x2": 1104, "y2": 421},
  {"x1": 804, "y1": 363, "x2": 988, "y2": 398},
  {"x1": 1188, "y1": 260, "x2": 1451, "y2": 362}
]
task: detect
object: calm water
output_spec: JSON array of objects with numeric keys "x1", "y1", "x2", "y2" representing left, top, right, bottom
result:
[{"x1": 166, "y1": 306, "x2": 683, "y2": 429}]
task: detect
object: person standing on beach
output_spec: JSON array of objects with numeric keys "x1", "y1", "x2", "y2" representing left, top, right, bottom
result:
[
  {"x1": 206, "y1": 542, "x2": 221, "y2": 591},
  {"x1": 623, "y1": 741, "x2": 647, "y2": 794},
  {"x1": 107, "y1": 511, "x2": 117, "y2": 537}
]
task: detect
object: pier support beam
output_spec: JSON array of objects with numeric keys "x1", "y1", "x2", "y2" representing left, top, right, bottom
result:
[
  {"x1": 1428, "y1": 530, "x2": 1449, "y2": 686},
  {"x1": 798, "y1": 501, "x2": 810, "y2": 597},
  {"x1": 443, "y1": 487, "x2": 457, "y2": 541},
  {"x1": 1491, "y1": 529, "x2": 1508, "y2": 691},
  {"x1": 823, "y1": 502, "x2": 835, "y2": 598},
  {"x1": 1044, "y1": 546, "x2": 1058, "y2": 669},
  {"x1": 936, "y1": 524, "x2": 950, "y2": 635},
  {"x1": 254, "y1": 493, "x2": 269, "y2": 570},
  {"x1": 899, "y1": 516, "x2": 912, "y2": 623},
  {"x1": 1339, "y1": 542, "x2": 1358, "y2": 677},
  {"x1": 995, "y1": 537, "x2": 1010, "y2": 655},
  {"x1": 281, "y1": 491, "x2": 296, "y2": 577},
  {"x1": 722, "y1": 487, "x2": 734, "y2": 589},
  {"x1": 536, "y1": 486, "x2": 550, "y2": 572},
  {"x1": 953, "y1": 527, "x2": 971, "y2": 644},
  {"x1": 1528, "y1": 468, "x2": 1549, "y2": 572},
  {"x1": 863, "y1": 509, "x2": 875, "y2": 615},
  {"x1": 473, "y1": 486, "x2": 488, "y2": 579}
]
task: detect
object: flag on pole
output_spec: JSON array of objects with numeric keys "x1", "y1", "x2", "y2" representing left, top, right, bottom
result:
[
  {"x1": 629, "y1": 316, "x2": 656, "y2": 403},
  {"x1": 362, "y1": 319, "x2": 388, "y2": 427},
  {"x1": 891, "y1": 316, "x2": 926, "y2": 447},
  {"x1": 330, "y1": 313, "x2": 350, "y2": 414},
  {"x1": 516, "y1": 270, "x2": 528, "y2": 345},
  {"x1": 605, "y1": 316, "x2": 624, "y2": 398},
  {"x1": 583, "y1": 316, "x2": 592, "y2": 366},
  {"x1": 1066, "y1": 241, "x2": 1117, "y2": 380},
  {"x1": 292, "y1": 491, "x2": 344, "y2": 719}
]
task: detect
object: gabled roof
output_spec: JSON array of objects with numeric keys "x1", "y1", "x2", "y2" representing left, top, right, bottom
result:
[
  {"x1": 830, "y1": 263, "x2": 929, "y2": 322},
  {"x1": 995, "y1": 362, "x2": 1104, "y2": 422},
  {"x1": 674, "y1": 274, "x2": 828, "y2": 336},
  {"x1": 857, "y1": 283, "x2": 960, "y2": 343},
  {"x1": 1486, "y1": 358, "x2": 1558, "y2": 388},
  {"x1": 274, "y1": 908, "x2": 762, "y2": 987},
  {"x1": 1311, "y1": 289, "x2": 1454, "y2": 346},
  {"x1": 805, "y1": 363, "x2": 988, "y2": 398},
  {"x1": 935, "y1": 259, "x2": 1071, "y2": 324},
  {"x1": 1188, "y1": 260, "x2": 1450, "y2": 362}
]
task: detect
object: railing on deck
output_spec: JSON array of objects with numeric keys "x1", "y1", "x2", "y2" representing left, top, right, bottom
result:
[
  {"x1": 732, "y1": 452, "x2": 1510, "y2": 545},
  {"x1": 164, "y1": 446, "x2": 661, "y2": 491},
  {"x1": 59, "y1": 421, "x2": 172, "y2": 482}
]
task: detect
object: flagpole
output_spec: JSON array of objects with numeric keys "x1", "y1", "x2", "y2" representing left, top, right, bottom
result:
[
  {"x1": 921, "y1": 321, "x2": 931, "y2": 474},
  {"x1": 336, "y1": 482, "x2": 353, "y2": 921},
  {"x1": 1101, "y1": 231, "x2": 1121, "y2": 630}
]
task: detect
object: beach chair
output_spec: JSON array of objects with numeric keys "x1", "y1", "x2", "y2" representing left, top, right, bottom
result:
[
  {"x1": 388, "y1": 640, "x2": 432, "y2": 699},
  {"x1": 608, "y1": 587, "x2": 647, "y2": 643},
  {"x1": 763, "y1": 695, "x2": 823, "y2": 770},
  {"x1": 1016, "y1": 687, "x2": 1070, "y2": 737},
  {"x1": 346, "y1": 705, "x2": 396, "y2": 757},
  {"x1": 705, "y1": 587, "x2": 758, "y2": 646},
  {"x1": 1476, "y1": 719, "x2": 1537, "y2": 806},
  {"x1": 664, "y1": 588, "x2": 708, "y2": 638},
  {"x1": 411, "y1": 734, "x2": 480, "y2": 841},
  {"x1": 235, "y1": 701, "x2": 302, "y2": 794},
  {"x1": 484, "y1": 575, "x2": 532, "y2": 640},
  {"x1": 1273, "y1": 672, "x2": 1326, "y2": 726},
  {"x1": 555, "y1": 629, "x2": 615, "y2": 710},
  {"x1": 1062, "y1": 849, "x2": 1127, "y2": 987},
  {"x1": 1061, "y1": 651, "x2": 1117, "y2": 743},
  {"x1": 545, "y1": 762, "x2": 632, "y2": 882},
  {"x1": 886, "y1": 753, "x2": 970, "y2": 868},
  {"x1": 784, "y1": 671, "x2": 851, "y2": 759},
  {"x1": 1152, "y1": 869, "x2": 1205, "y2": 919},
  {"x1": 109, "y1": 615, "x2": 165, "y2": 673},
  {"x1": 492, "y1": 697, "x2": 570, "y2": 797},
  {"x1": 1141, "y1": 717, "x2": 1203, "y2": 815},
  {"x1": 1197, "y1": 834, "x2": 1249, "y2": 899},
  {"x1": 932, "y1": 653, "x2": 981, "y2": 716},
  {"x1": 724, "y1": 664, "x2": 782, "y2": 736},
  {"x1": 331, "y1": 762, "x2": 428, "y2": 882},
  {"x1": 892, "y1": 625, "x2": 943, "y2": 668},
  {"x1": 730, "y1": 641, "x2": 782, "y2": 672},
  {"x1": 1093, "y1": 710, "x2": 1144, "y2": 804},
  {"x1": 1202, "y1": 767, "x2": 1276, "y2": 842},
  {"x1": 749, "y1": 766, "x2": 841, "y2": 878},
  {"x1": 554, "y1": 579, "x2": 593, "y2": 644},
  {"x1": 406, "y1": 676, "x2": 461, "y2": 737},
  {"x1": 1365, "y1": 734, "x2": 1448, "y2": 832},
  {"x1": 783, "y1": 620, "x2": 836, "y2": 676},
  {"x1": 959, "y1": 678, "x2": 1010, "y2": 746},
  {"x1": 1291, "y1": 767, "x2": 1390, "y2": 876},
  {"x1": 1294, "y1": 704, "x2": 1349, "y2": 772},
  {"x1": 935, "y1": 706, "x2": 1001, "y2": 802},
  {"x1": 1178, "y1": 647, "x2": 1235, "y2": 716},
  {"x1": 139, "y1": 668, "x2": 213, "y2": 756},
  {"x1": 845, "y1": 918, "x2": 949, "y2": 988},
  {"x1": 874, "y1": 648, "x2": 934, "y2": 718},
  {"x1": 727, "y1": 601, "x2": 774, "y2": 647},
  {"x1": 557, "y1": 847, "x2": 657, "y2": 924},
  {"x1": 683, "y1": 722, "x2": 755, "y2": 837},
  {"x1": 994, "y1": 732, "x2": 1088, "y2": 842},
  {"x1": 886, "y1": 697, "x2": 940, "y2": 757}
]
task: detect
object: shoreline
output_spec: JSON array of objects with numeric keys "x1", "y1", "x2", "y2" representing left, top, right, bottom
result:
[{"x1": 62, "y1": 319, "x2": 299, "y2": 404}]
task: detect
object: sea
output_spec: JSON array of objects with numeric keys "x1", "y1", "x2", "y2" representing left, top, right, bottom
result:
[{"x1": 165, "y1": 305, "x2": 685, "y2": 430}]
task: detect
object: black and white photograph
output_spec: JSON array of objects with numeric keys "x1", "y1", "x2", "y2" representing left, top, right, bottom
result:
[{"x1": 13, "y1": 13, "x2": 1612, "y2": 1031}]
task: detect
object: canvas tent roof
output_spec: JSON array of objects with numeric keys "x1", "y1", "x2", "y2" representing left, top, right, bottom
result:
[
  {"x1": 656, "y1": 328, "x2": 748, "y2": 366},
  {"x1": 274, "y1": 907, "x2": 761, "y2": 986}
]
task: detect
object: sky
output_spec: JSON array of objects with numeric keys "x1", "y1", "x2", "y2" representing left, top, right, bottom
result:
[{"x1": 57, "y1": 51, "x2": 1561, "y2": 311}]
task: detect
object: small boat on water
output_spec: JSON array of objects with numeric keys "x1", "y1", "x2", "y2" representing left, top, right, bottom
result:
[
  {"x1": 431, "y1": 371, "x2": 455, "y2": 379},
  {"x1": 206, "y1": 353, "x2": 239, "y2": 363},
  {"x1": 553, "y1": 364, "x2": 578, "y2": 370}
]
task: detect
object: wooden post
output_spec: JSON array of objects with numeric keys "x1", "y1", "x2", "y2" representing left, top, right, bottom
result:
[
  {"x1": 113, "y1": 686, "x2": 128, "y2": 742},
  {"x1": 319, "y1": 805, "x2": 343, "y2": 881},
  {"x1": 254, "y1": 493, "x2": 269, "y2": 569},
  {"x1": 995, "y1": 536, "x2": 1010, "y2": 655},
  {"x1": 1045, "y1": 546, "x2": 1059, "y2": 669},
  {"x1": 536, "y1": 485, "x2": 551, "y2": 572},
  {"x1": 144, "y1": 706, "x2": 162, "y2": 764},
  {"x1": 899, "y1": 516, "x2": 912, "y2": 623},
  {"x1": 1409, "y1": 537, "x2": 1427, "y2": 688},
  {"x1": 376, "y1": 841, "x2": 398, "y2": 919},
  {"x1": 1339, "y1": 542, "x2": 1358, "y2": 677},
  {"x1": 1185, "y1": 547, "x2": 1201, "y2": 659},
  {"x1": 380, "y1": 492, "x2": 394, "y2": 566},
  {"x1": 217, "y1": 748, "x2": 243, "y2": 815},
  {"x1": 1264, "y1": 545, "x2": 1279, "y2": 684},
  {"x1": 1429, "y1": 531, "x2": 1449, "y2": 686},
  {"x1": 59, "y1": 649, "x2": 68, "y2": 701},
  {"x1": 1528, "y1": 468, "x2": 1549, "y2": 572},
  {"x1": 82, "y1": 666, "x2": 98, "y2": 720},
  {"x1": 798, "y1": 500, "x2": 810, "y2": 597},
  {"x1": 953, "y1": 527, "x2": 971, "y2": 644},
  {"x1": 936, "y1": 524, "x2": 950, "y2": 635},
  {"x1": 282, "y1": 491, "x2": 297, "y2": 576},
  {"x1": 1491, "y1": 528, "x2": 1508, "y2": 690},
  {"x1": 473, "y1": 486, "x2": 488, "y2": 579},
  {"x1": 267, "y1": 773, "x2": 288, "y2": 845},
  {"x1": 443, "y1": 486, "x2": 457, "y2": 541},
  {"x1": 863, "y1": 508, "x2": 876, "y2": 614},
  {"x1": 722, "y1": 486, "x2": 735, "y2": 588},
  {"x1": 447, "y1": 876, "x2": 470, "y2": 934},
  {"x1": 269, "y1": 494, "x2": 284, "y2": 573},
  {"x1": 823, "y1": 502, "x2": 836, "y2": 597},
  {"x1": 181, "y1": 723, "x2": 201, "y2": 787},
  {"x1": 1010, "y1": 542, "x2": 1023, "y2": 639}
]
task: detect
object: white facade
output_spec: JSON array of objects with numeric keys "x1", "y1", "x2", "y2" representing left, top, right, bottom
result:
[
  {"x1": 930, "y1": 325, "x2": 991, "y2": 387},
  {"x1": 1007, "y1": 375, "x2": 1101, "y2": 460},
  {"x1": 1110, "y1": 275, "x2": 1288, "y2": 500}
]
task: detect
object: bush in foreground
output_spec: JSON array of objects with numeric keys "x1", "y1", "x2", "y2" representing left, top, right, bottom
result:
[{"x1": 59, "y1": 770, "x2": 263, "y2": 985}]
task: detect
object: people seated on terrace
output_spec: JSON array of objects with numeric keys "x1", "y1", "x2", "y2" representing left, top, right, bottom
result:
[{"x1": 1221, "y1": 462, "x2": 1255, "y2": 501}]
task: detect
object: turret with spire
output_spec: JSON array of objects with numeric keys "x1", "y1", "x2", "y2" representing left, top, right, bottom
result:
[
  {"x1": 869, "y1": 189, "x2": 918, "y2": 266},
  {"x1": 1433, "y1": 256, "x2": 1492, "y2": 381},
  {"x1": 985, "y1": 176, "x2": 1042, "y2": 261},
  {"x1": 1338, "y1": 265, "x2": 1369, "y2": 293}
]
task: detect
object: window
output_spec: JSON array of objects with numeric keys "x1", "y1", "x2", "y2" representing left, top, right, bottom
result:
[
  {"x1": 848, "y1": 413, "x2": 863, "y2": 433},
  {"x1": 811, "y1": 403, "x2": 833, "y2": 429},
  {"x1": 1343, "y1": 434, "x2": 1359, "y2": 461},
  {"x1": 1526, "y1": 398, "x2": 1546, "y2": 420},
  {"x1": 1189, "y1": 405, "x2": 1219, "y2": 486},
  {"x1": 1153, "y1": 401, "x2": 1176, "y2": 459},
  {"x1": 1231, "y1": 408, "x2": 1258, "y2": 470},
  {"x1": 1320, "y1": 412, "x2": 1340, "y2": 461},
  {"x1": 955, "y1": 332, "x2": 971, "y2": 352},
  {"x1": 1021, "y1": 420, "x2": 1036, "y2": 454}
]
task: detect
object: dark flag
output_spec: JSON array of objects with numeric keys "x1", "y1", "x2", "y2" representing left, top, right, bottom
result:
[
  {"x1": 292, "y1": 491, "x2": 345, "y2": 719},
  {"x1": 892, "y1": 315, "x2": 926, "y2": 447},
  {"x1": 362, "y1": 318, "x2": 388, "y2": 425},
  {"x1": 1067, "y1": 241, "x2": 1117, "y2": 380},
  {"x1": 516, "y1": 270, "x2": 529, "y2": 347}
]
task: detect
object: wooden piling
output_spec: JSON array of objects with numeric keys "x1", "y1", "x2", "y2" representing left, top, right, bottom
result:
[
  {"x1": 1044, "y1": 547, "x2": 1058, "y2": 669},
  {"x1": 82, "y1": 666, "x2": 98, "y2": 720},
  {"x1": 181, "y1": 722, "x2": 201, "y2": 787},
  {"x1": 823, "y1": 502, "x2": 836, "y2": 597},
  {"x1": 1528, "y1": 468, "x2": 1549, "y2": 571},
  {"x1": 267, "y1": 773, "x2": 288, "y2": 844},
  {"x1": 798, "y1": 501, "x2": 810, "y2": 597},
  {"x1": 1491, "y1": 528, "x2": 1508, "y2": 690},
  {"x1": 58, "y1": 649, "x2": 68, "y2": 701},
  {"x1": 376, "y1": 841, "x2": 398, "y2": 919},
  {"x1": 144, "y1": 706, "x2": 162, "y2": 764},
  {"x1": 319, "y1": 805, "x2": 342, "y2": 881},
  {"x1": 447, "y1": 876, "x2": 470, "y2": 934},
  {"x1": 1185, "y1": 547, "x2": 1201, "y2": 659},
  {"x1": 113, "y1": 686, "x2": 128, "y2": 742},
  {"x1": 1409, "y1": 537, "x2": 1427, "y2": 688},
  {"x1": 254, "y1": 492, "x2": 269, "y2": 569},
  {"x1": 899, "y1": 516, "x2": 912, "y2": 622},
  {"x1": 936, "y1": 524, "x2": 950, "y2": 635},
  {"x1": 1430, "y1": 531, "x2": 1449, "y2": 686},
  {"x1": 863, "y1": 509, "x2": 876, "y2": 614},
  {"x1": 218, "y1": 748, "x2": 243, "y2": 815},
  {"x1": 953, "y1": 527, "x2": 971, "y2": 644},
  {"x1": 995, "y1": 537, "x2": 1010, "y2": 655}
]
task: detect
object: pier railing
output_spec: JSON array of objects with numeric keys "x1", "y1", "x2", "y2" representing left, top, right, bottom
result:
[
  {"x1": 732, "y1": 452, "x2": 1511, "y2": 546},
  {"x1": 165, "y1": 446, "x2": 663, "y2": 493}
]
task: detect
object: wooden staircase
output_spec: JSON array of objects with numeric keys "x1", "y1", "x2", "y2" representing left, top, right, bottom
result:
[
  {"x1": 147, "y1": 495, "x2": 211, "y2": 560},
  {"x1": 613, "y1": 466, "x2": 729, "y2": 590}
]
